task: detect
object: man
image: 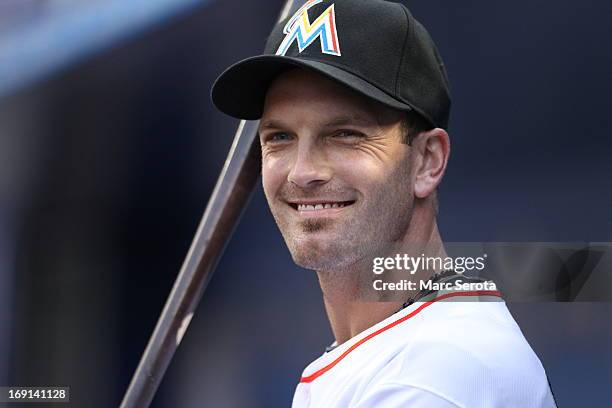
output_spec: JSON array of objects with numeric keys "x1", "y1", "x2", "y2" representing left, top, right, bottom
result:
[{"x1": 211, "y1": 0, "x2": 557, "y2": 406}]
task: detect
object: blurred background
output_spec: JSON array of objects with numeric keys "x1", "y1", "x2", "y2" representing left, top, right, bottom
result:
[{"x1": 1, "y1": 0, "x2": 611, "y2": 407}]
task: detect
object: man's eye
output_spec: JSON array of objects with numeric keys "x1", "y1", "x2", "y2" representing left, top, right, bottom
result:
[
  {"x1": 332, "y1": 130, "x2": 363, "y2": 139},
  {"x1": 267, "y1": 132, "x2": 293, "y2": 143}
]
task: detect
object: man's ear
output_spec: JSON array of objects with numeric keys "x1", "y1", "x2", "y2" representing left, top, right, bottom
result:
[{"x1": 413, "y1": 128, "x2": 450, "y2": 199}]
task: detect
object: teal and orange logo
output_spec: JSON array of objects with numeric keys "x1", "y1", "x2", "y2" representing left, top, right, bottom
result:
[{"x1": 276, "y1": 0, "x2": 341, "y2": 57}]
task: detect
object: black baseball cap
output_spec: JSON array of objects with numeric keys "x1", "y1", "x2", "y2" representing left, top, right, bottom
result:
[{"x1": 211, "y1": 0, "x2": 451, "y2": 129}]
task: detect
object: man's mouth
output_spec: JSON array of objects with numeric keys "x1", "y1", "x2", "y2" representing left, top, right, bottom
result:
[{"x1": 287, "y1": 200, "x2": 356, "y2": 213}]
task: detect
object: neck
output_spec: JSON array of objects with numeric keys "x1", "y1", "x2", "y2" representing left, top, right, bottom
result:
[{"x1": 316, "y1": 202, "x2": 447, "y2": 345}]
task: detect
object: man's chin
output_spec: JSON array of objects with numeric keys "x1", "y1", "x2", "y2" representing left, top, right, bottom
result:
[
  {"x1": 287, "y1": 235, "x2": 351, "y2": 271},
  {"x1": 290, "y1": 251, "x2": 338, "y2": 271}
]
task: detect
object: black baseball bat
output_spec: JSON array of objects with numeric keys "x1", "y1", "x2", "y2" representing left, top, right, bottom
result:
[
  {"x1": 119, "y1": 2, "x2": 297, "y2": 405},
  {"x1": 119, "y1": 120, "x2": 261, "y2": 408}
]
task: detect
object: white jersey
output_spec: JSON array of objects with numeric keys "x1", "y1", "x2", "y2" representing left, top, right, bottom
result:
[{"x1": 292, "y1": 290, "x2": 557, "y2": 408}]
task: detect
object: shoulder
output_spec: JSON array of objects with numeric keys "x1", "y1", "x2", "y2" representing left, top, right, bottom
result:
[{"x1": 368, "y1": 301, "x2": 556, "y2": 407}]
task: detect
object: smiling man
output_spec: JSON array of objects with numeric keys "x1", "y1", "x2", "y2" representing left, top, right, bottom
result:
[{"x1": 211, "y1": 0, "x2": 556, "y2": 407}]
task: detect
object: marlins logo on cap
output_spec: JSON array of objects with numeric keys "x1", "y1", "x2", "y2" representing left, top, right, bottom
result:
[
  {"x1": 213, "y1": 0, "x2": 452, "y2": 129},
  {"x1": 276, "y1": 0, "x2": 341, "y2": 57}
]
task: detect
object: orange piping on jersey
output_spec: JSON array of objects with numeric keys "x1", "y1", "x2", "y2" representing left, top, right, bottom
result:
[{"x1": 299, "y1": 290, "x2": 502, "y2": 384}]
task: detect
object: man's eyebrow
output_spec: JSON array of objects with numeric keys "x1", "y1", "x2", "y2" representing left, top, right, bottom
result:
[
  {"x1": 258, "y1": 114, "x2": 377, "y2": 133},
  {"x1": 259, "y1": 119, "x2": 286, "y2": 131},
  {"x1": 321, "y1": 114, "x2": 377, "y2": 128}
]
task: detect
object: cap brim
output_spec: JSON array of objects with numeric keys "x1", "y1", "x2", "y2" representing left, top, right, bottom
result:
[{"x1": 211, "y1": 55, "x2": 413, "y2": 120}]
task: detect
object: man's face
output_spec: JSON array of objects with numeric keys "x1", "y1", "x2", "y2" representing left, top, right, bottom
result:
[{"x1": 259, "y1": 69, "x2": 416, "y2": 271}]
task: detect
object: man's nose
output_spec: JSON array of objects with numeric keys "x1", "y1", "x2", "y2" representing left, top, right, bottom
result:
[{"x1": 288, "y1": 140, "x2": 332, "y2": 188}]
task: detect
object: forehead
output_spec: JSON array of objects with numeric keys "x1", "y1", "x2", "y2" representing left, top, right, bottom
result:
[{"x1": 261, "y1": 68, "x2": 402, "y2": 126}]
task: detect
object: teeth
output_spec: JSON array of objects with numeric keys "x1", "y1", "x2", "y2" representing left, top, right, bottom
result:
[{"x1": 296, "y1": 202, "x2": 348, "y2": 211}]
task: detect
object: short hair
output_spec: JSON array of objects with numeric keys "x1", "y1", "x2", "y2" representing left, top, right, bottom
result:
[{"x1": 400, "y1": 110, "x2": 434, "y2": 145}]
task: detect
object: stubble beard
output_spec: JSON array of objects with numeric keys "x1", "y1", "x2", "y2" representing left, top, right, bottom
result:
[{"x1": 267, "y1": 164, "x2": 414, "y2": 273}]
